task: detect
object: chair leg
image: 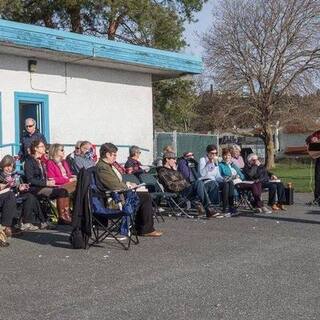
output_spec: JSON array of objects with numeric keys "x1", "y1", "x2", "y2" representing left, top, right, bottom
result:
[
  {"x1": 169, "y1": 197, "x2": 194, "y2": 219},
  {"x1": 152, "y1": 199, "x2": 165, "y2": 223}
]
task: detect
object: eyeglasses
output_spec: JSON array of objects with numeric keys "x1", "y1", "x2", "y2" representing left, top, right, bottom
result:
[
  {"x1": 25, "y1": 125, "x2": 34, "y2": 128},
  {"x1": 59, "y1": 149, "x2": 64, "y2": 152},
  {"x1": 209, "y1": 151, "x2": 217, "y2": 154}
]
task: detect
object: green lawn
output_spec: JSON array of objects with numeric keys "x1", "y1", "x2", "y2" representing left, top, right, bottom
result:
[{"x1": 272, "y1": 162, "x2": 314, "y2": 193}]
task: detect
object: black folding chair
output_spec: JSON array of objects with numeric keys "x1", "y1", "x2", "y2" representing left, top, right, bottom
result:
[
  {"x1": 88, "y1": 170, "x2": 139, "y2": 250},
  {"x1": 122, "y1": 173, "x2": 165, "y2": 222},
  {"x1": 234, "y1": 186, "x2": 254, "y2": 212},
  {"x1": 141, "y1": 173, "x2": 194, "y2": 219},
  {"x1": 138, "y1": 173, "x2": 166, "y2": 222}
]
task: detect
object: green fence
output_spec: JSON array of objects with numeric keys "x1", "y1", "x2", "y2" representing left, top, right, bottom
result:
[{"x1": 154, "y1": 131, "x2": 219, "y2": 161}]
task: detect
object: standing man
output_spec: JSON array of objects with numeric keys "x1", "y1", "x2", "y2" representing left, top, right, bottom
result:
[
  {"x1": 19, "y1": 118, "x2": 47, "y2": 161},
  {"x1": 306, "y1": 130, "x2": 320, "y2": 204}
]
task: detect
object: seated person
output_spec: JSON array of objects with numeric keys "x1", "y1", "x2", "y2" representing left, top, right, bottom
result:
[
  {"x1": 125, "y1": 145, "x2": 145, "y2": 175},
  {"x1": 177, "y1": 151, "x2": 220, "y2": 205},
  {"x1": 158, "y1": 152, "x2": 221, "y2": 218},
  {"x1": 219, "y1": 148, "x2": 270, "y2": 215},
  {"x1": 47, "y1": 143, "x2": 77, "y2": 193},
  {"x1": 155, "y1": 145, "x2": 175, "y2": 167},
  {"x1": 73, "y1": 141, "x2": 96, "y2": 174},
  {"x1": 96, "y1": 143, "x2": 162, "y2": 237},
  {"x1": 231, "y1": 145, "x2": 245, "y2": 169},
  {"x1": 244, "y1": 153, "x2": 286, "y2": 211},
  {"x1": 0, "y1": 179, "x2": 21, "y2": 239},
  {"x1": 24, "y1": 140, "x2": 72, "y2": 224},
  {"x1": 0, "y1": 155, "x2": 47, "y2": 230},
  {"x1": 199, "y1": 144, "x2": 221, "y2": 181},
  {"x1": 66, "y1": 140, "x2": 83, "y2": 174}
]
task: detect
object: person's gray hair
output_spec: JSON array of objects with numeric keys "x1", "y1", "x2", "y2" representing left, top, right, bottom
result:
[
  {"x1": 75, "y1": 140, "x2": 83, "y2": 149},
  {"x1": 129, "y1": 145, "x2": 141, "y2": 157},
  {"x1": 247, "y1": 153, "x2": 258, "y2": 163},
  {"x1": 232, "y1": 144, "x2": 241, "y2": 152},
  {"x1": 25, "y1": 118, "x2": 36, "y2": 126}
]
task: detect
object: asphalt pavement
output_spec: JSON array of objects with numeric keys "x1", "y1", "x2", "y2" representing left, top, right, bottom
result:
[{"x1": 1, "y1": 193, "x2": 320, "y2": 320}]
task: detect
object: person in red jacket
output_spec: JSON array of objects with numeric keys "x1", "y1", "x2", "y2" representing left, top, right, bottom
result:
[{"x1": 47, "y1": 144, "x2": 77, "y2": 187}]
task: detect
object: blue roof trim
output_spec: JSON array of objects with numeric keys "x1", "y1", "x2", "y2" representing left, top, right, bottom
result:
[{"x1": 0, "y1": 19, "x2": 203, "y2": 74}]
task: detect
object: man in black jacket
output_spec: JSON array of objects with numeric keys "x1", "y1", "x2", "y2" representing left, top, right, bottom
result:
[
  {"x1": 19, "y1": 118, "x2": 47, "y2": 161},
  {"x1": 243, "y1": 153, "x2": 286, "y2": 211}
]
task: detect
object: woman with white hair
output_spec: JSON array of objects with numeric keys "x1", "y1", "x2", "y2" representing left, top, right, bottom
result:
[
  {"x1": 243, "y1": 153, "x2": 286, "y2": 211},
  {"x1": 231, "y1": 145, "x2": 245, "y2": 169}
]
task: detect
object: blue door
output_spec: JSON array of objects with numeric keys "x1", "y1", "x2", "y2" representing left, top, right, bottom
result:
[{"x1": 14, "y1": 92, "x2": 50, "y2": 153}]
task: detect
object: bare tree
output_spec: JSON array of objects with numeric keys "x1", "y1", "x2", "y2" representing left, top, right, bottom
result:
[{"x1": 203, "y1": 0, "x2": 320, "y2": 168}]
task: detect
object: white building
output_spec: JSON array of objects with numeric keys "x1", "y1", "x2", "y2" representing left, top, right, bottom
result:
[{"x1": 0, "y1": 19, "x2": 202, "y2": 164}]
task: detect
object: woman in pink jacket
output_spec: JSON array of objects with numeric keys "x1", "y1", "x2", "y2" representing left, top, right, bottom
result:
[{"x1": 46, "y1": 144, "x2": 77, "y2": 223}]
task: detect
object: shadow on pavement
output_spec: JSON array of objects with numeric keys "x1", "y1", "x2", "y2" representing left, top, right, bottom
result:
[
  {"x1": 304, "y1": 210, "x2": 320, "y2": 215},
  {"x1": 16, "y1": 228, "x2": 72, "y2": 249},
  {"x1": 241, "y1": 212, "x2": 320, "y2": 225}
]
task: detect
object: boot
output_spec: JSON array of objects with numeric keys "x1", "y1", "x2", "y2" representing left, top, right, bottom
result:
[{"x1": 57, "y1": 197, "x2": 72, "y2": 225}]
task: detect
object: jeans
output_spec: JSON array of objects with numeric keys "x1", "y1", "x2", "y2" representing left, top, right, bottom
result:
[
  {"x1": 262, "y1": 181, "x2": 286, "y2": 205},
  {"x1": 182, "y1": 180, "x2": 217, "y2": 208}
]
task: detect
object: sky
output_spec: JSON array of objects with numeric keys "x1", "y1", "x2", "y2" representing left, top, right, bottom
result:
[{"x1": 182, "y1": 0, "x2": 215, "y2": 57}]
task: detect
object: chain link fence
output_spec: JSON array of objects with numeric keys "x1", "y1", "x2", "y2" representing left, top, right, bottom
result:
[{"x1": 154, "y1": 131, "x2": 266, "y2": 161}]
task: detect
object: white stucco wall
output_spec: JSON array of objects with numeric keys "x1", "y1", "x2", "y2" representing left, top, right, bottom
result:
[{"x1": 0, "y1": 53, "x2": 154, "y2": 164}]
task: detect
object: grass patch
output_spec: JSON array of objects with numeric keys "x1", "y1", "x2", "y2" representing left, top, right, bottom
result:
[{"x1": 272, "y1": 162, "x2": 314, "y2": 193}]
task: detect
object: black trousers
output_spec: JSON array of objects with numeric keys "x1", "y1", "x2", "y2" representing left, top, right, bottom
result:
[
  {"x1": 19, "y1": 192, "x2": 46, "y2": 223},
  {"x1": 0, "y1": 191, "x2": 18, "y2": 227},
  {"x1": 219, "y1": 181, "x2": 235, "y2": 212},
  {"x1": 262, "y1": 182, "x2": 286, "y2": 205},
  {"x1": 135, "y1": 192, "x2": 155, "y2": 235},
  {"x1": 315, "y1": 158, "x2": 320, "y2": 201}
]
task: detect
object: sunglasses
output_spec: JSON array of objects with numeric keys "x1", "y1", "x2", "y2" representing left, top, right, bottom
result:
[
  {"x1": 59, "y1": 149, "x2": 64, "y2": 152},
  {"x1": 209, "y1": 151, "x2": 217, "y2": 154},
  {"x1": 25, "y1": 125, "x2": 34, "y2": 128}
]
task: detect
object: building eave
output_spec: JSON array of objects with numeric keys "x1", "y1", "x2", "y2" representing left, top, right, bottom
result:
[{"x1": 0, "y1": 19, "x2": 203, "y2": 78}]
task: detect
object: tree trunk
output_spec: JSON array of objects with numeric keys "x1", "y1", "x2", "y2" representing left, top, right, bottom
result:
[
  {"x1": 264, "y1": 125, "x2": 275, "y2": 169},
  {"x1": 68, "y1": 6, "x2": 83, "y2": 33}
]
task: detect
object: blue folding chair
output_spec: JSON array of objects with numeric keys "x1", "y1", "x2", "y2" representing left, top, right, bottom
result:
[{"x1": 88, "y1": 170, "x2": 139, "y2": 250}]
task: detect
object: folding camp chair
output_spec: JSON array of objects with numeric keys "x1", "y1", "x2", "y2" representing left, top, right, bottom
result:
[
  {"x1": 234, "y1": 186, "x2": 254, "y2": 212},
  {"x1": 141, "y1": 172, "x2": 195, "y2": 219},
  {"x1": 88, "y1": 170, "x2": 139, "y2": 250},
  {"x1": 122, "y1": 173, "x2": 165, "y2": 222}
]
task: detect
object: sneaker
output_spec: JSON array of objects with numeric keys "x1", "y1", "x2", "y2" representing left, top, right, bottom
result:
[
  {"x1": 213, "y1": 212, "x2": 224, "y2": 218},
  {"x1": 255, "y1": 208, "x2": 263, "y2": 213},
  {"x1": 224, "y1": 212, "x2": 232, "y2": 218},
  {"x1": 262, "y1": 206, "x2": 272, "y2": 214},
  {"x1": 230, "y1": 208, "x2": 240, "y2": 217},
  {"x1": 40, "y1": 222, "x2": 56, "y2": 230},
  {"x1": 20, "y1": 223, "x2": 39, "y2": 231},
  {"x1": 206, "y1": 206, "x2": 218, "y2": 218}
]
